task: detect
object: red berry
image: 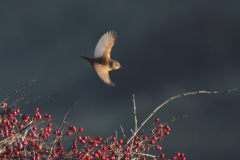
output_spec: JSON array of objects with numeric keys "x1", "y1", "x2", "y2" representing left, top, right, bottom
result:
[
  {"x1": 35, "y1": 108, "x2": 39, "y2": 112},
  {"x1": 149, "y1": 140, "x2": 154, "y2": 144},
  {"x1": 47, "y1": 123, "x2": 52, "y2": 127},
  {"x1": 96, "y1": 136, "x2": 102, "y2": 142},
  {"x1": 154, "y1": 118, "x2": 159, "y2": 122},
  {"x1": 78, "y1": 128, "x2": 83, "y2": 132},
  {"x1": 66, "y1": 131, "x2": 71, "y2": 136},
  {"x1": 102, "y1": 146, "x2": 107, "y2": 151},
  {"x1": 72, "y1": 142, "x2": 76, "y2": 147},
  {"x1": 112, "y1": 150, "x2": 116, "y2": 155},
  {"x1": 15, "y1": 150, "x2": 19, "y2": 156},
  {"x1": 33, "y1": 126, "x2": 37, "y2": 131},
  {"x1": 37, "y1": 114, "x2": 41, "y2": 120},
  {"x1": 118, "y1": 139, "x2": 123, "y2": 144},
  {"x1": 16, "y1": 109, "x2": 20, "y2": 113},
  {"x1": 137, "y1": 144, "x2": 140, "y2": 148},
  {"x1": 158, "y1": 133, "x2": 163, "y2": 138},
  {"x1": 181, "y1": 157, "x2": 186, "y2": 160},
  {"x1": 80, "y1": 139, "x2": 85, "y2": 144},
  {"x1": 176, "y1": 152, "x2": 180, "y2": 157},
  {"x1": 12, "y1": 111, "x2": 17, "y2": 115},
  {"x1": 134, "y1": 135, "x2": 138, "y2": 140},
  {"x1": 172, "y1": 156, "x2": 176, "y2": 160},
  {"x1": 2, "y1": 118, "x2": 7, "y2": 124},
  {"x1": 68, "y1": 125, "x2": 72, "y2": 130},
  {"x1": 141, "y1": 157, "x2": 146, "y2": 160},
  {"x1": 160, "y1": 153, "x2": 164, "y2": 158},
  {"x1": 165, "y1": 131, "x2": 169, "y2": 135},
  {"x1": 101, "y1": 155, "x2": 106, "y2": 160},
  {"x1": 117, "y1": 144, "x2": 121, "y2": 148},
  {"x1": 34, "y1": 113, "x2": 38, "y2": 117},
  {"x1": 155, "y1": 146, "x2": 161, "y2": 151},
  {"x1": 22, "y1": 140, "x2": 28, "y2": 145},
  {"x1": 77, "y1": 136, "x2": 81, "y2": 141},
  {"x1": 85, "y1": 148, "x2": 90, "y2": 152},
  {"x1": 1, "y1": 102, "x2": 7, "y2": 107},
  {"x1": 83, "y1": 136, "x2": 87, "y2": 140},
  {"x1": 180, "y1": 153, "x2": 184, "y2": 157},
  {"x1": 133, "y1": 141, "x2": 138, "y2": 145},
  {"x1": 112, "y1": 137, "x2": 116, "y2": 141},
  {"x1": 8, "y1": 148, "x2": 13, "y2": 154},
  {"x1": 1, "y1": 154, "x2": 6, "y2": 158},
  {"x1": 78, "y1": 127, "x2": 83, "y2": 132},
  {"x1": 53, "y1": 130, "x2": 59, "y2": 135},
  {"x1": 151, "y1": 136, "x2": 157, "y2": 140},
  {"x1": 72, "y1": 126, "x2": 76, "y2": 132},
  {"x1": 37, "y1": 145, "x2": 42, "y2": 150},
  {"x1": 143, "y1": 136, "x2": 147, "y2": 140}
]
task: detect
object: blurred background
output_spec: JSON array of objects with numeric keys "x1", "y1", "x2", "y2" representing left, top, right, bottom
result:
[{"x1": 0, "y1": 1, "x2": 240, "y2": 159}]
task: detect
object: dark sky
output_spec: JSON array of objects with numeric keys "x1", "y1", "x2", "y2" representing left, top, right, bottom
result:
[{"x1": 1, "y1": 1, "x2": 240, "y2": 159}]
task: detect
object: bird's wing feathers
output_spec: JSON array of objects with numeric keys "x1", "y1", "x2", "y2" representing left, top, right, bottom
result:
[
  {"x1": 93, "y1": 63, "x2": 115, "y2": 86},
  {"x1": 94, "y1": 31, "x2": 117, "y2": 58}
]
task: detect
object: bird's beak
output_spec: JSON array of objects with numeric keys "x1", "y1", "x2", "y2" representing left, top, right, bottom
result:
[{"x1": 120, "y1": 66, "x2": 124, "y2": 69}]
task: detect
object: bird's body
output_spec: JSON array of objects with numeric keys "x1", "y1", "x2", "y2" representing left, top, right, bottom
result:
[{"x1": 80, "y1": 31, "x2": 121, "y2": 86}]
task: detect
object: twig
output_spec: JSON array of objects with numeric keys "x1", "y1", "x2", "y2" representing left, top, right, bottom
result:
[
  {"x1": 17, "y1": 94, "x2": 61, "y2": 108},
  {"x1": 133, "y1": 94, "x2": 137, "y2": 132},
  {"x1": 115, "y1": 130, "x2": 118, "y2": 139},
  {"x1": 48, "y1": 102, "x2": 78, "y2": 159},
  {"x1": 127, "y1": 88, "x2": 238, "y2": 144},
  {"x1": 1, "y1": 79, "x2": 36, "y2": 104},
  {"x1": 120, "y1": 125, "x2": 126, "y2": 141}
]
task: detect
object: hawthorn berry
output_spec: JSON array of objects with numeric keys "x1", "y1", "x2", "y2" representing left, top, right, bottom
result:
[
  {"x1": 176, "y1": 152, "x2": 180, "y2": 157},
  {"x1": 112, "y1": 137, "x2": 116, "y2": 141},
  {"x1": 1, "y1": 102, "x2": 7, "y2": 107},
  {"x1": 22, "y1": 140, "x2": 28, "y2": 145},
  {"x1": 16, "y1": 109, "x2": 20, "y2": 113},
  {"x1": 155, "y1": 146, "x2": 162, "y2": 151},
  {"x1": 154, "y1": 118, "x2": 159, "y2": 122},
  {"x1": 66, "y1": 131, "x2": 71, "y2": 136},
  {"x1": 78, "y1": 127, "x2": 83, "y2": 132},
  {"x1": 160, "y1": 153, "x2": 164, "y2": 158},
  {"x1": 118, "y1": 139, "x2": 123, "y2": 144}
]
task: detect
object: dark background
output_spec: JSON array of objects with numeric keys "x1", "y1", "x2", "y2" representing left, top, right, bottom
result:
[{"x1": 1, "y1": 1, "x2": 240, "y2": 159}]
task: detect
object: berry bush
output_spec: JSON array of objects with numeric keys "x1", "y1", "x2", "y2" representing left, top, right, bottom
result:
[{"x1": 0, "y1": 80, "x2": 237, "y2": 160}]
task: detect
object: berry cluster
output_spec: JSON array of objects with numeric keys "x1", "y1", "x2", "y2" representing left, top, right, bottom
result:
[{"x1": 0, "y1": 101, "x2": 185, "y2": 160}]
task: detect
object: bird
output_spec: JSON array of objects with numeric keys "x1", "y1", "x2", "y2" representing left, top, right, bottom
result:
[{"x1": 80, "y1": 31, "x2": 122, "y2": 86}]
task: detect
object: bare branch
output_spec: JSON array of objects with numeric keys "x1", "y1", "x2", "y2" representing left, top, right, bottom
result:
[
  {"x1": 133, "y1": 94, "x2": 137, "y2": 132},
  {"x1": 48, "y1": 102, "x2": 78, "y2": 159},
  {"x1": 1, "y1": 79, "x2": 36, "y2": 104},
  {"x1": 120, "y1": 125, "x2": 126, "y2": 141},
  {"x1": 127, "y1": 88, "x2": 238, "y2": 144},
  {"x1": 17, "y1": 94, "x2": 61, "y2": 108}
]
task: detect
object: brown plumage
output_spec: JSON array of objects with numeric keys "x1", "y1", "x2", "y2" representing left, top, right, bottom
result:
[{"x1": 80, "y1": 31, "x2": 121, "y2": 86}]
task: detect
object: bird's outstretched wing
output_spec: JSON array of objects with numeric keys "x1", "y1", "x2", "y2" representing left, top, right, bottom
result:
[
  {"x1": 94, "y1": 31, "x2": 117, "y2": 58},
  {"x1": 93, "y1": 63, "x2": 115, "y2": 86}
]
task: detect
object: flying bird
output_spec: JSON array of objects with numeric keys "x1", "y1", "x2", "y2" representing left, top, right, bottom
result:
[{"x1": 80, "y1": 31, "x2": 121, "y2": 86}]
